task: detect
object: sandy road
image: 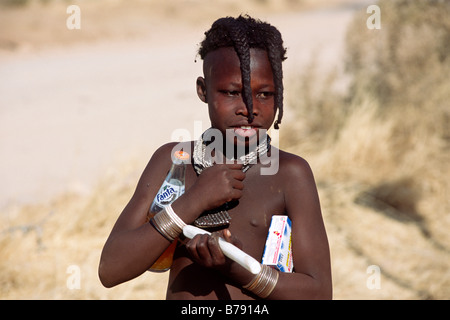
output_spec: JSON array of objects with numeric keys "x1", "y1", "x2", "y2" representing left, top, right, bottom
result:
[{"x1": 0, "y1": 0, "x2": 371, "y2": 209}]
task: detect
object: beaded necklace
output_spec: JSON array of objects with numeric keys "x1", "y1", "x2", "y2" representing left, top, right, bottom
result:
[{"x1": 192, "y1": 128, "x2": 271, "y2": 228}]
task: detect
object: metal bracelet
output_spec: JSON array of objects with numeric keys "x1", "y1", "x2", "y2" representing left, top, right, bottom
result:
[
  {"x1": 150, "y1": 204, "x2": 186, "y2": 242},
  {"x1": 243, "y1": 264, "x2": 279, "y2": 299}
]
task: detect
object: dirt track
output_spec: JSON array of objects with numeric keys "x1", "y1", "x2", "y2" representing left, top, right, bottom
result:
[{"x1": 0, "y1": 0, "x2": 371, "y2": 209}]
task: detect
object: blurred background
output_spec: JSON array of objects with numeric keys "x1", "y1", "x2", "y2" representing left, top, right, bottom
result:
[{"x1": 0, "y1": 0, "x2": 448, "y2": 299}]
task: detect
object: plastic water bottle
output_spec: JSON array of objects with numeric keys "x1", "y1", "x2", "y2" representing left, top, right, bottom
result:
[{"x1": 148, "y1": 150, "x2": 189, "y2": 272}]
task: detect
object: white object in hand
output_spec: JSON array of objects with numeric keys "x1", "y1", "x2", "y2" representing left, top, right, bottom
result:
[{"x1": 183, "y1": 225, "x2": 262, "y2": 275}]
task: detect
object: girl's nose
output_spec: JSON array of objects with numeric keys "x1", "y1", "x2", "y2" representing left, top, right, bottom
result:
[{"x1": 235, "y1": 97, "x2": 259, "y2": 121}]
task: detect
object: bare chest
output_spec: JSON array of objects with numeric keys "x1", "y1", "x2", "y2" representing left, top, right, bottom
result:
[{"x1": 218, "y1": 167, "x2": 285, "y2": 259}]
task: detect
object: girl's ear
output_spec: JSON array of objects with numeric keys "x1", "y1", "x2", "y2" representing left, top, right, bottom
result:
[{"x1": 196, "y1": 77, "x2": 207, "y2": 103}]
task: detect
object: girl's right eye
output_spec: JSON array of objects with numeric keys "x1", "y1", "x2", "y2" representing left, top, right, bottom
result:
[{"x1": 220, "y1": 90, "x2": 240, "y2": 97}]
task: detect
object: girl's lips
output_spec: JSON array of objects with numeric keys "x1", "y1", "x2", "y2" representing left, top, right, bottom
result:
[{"x1": 233, "y1": 126, "x2": 258, "y2": 138}]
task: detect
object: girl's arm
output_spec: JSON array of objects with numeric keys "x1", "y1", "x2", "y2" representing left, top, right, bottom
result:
[{"x1": 98, "y1": 142, "x2": 180, "y2": 287}]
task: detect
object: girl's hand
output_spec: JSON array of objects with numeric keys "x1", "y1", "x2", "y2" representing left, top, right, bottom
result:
[
  {"x1": 185, "y1": 229, "x2": 242, "y2": 271},
  {"x1": 185, "y1": 163, "x2": 246, "y2": 212}
]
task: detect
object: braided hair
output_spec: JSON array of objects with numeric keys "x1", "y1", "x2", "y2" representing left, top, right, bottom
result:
[{"x1": 198, "y1": 15, "x2": 287, "y2": 129}]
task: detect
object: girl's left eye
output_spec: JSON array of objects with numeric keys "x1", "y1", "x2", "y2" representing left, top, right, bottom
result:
[{"x1": 257, "y1": 92, "x2": 274, "y2": 99}]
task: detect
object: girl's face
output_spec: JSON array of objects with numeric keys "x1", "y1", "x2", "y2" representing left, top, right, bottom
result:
[{"x1": 197, "y1": 47, "x2": 276, "y2": 150}]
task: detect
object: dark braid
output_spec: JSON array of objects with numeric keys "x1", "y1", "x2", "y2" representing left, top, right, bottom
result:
[
  {"x1": 198, "y1": 15, "x2": 287, "y2": 129},
  {"x1": 262, "y1": 23, "x2": 285, "y2": 129},
  {"x1": 226, "y1": 18, "x2": 254, "y2": 122}
]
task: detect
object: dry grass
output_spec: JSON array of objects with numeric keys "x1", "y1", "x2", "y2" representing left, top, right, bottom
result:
[
  {"x1": 0, "y1": 160, "x2": 170, "y2": 299},
  {"x1": 283, "y1": 0, "x2": 450, "y2": 299},
  {"x1": 1, "y1": 0, "x2": 449, "y2": 299}
]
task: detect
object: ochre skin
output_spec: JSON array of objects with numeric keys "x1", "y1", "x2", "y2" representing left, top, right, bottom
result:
[{"x1": 98, "y1": 47, "x2": 332, "y2": 300}]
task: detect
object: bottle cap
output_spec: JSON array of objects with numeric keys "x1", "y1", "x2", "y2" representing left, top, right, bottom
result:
[{"x1": 173, "y1": 150, "x2": 190, "y2": 162}]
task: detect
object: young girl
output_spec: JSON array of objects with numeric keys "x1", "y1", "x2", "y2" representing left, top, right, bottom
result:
[{"x1": 99, "y1": 15, "x2": 332, "y2": 300}]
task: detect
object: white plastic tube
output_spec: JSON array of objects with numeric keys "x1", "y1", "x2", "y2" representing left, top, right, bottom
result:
[{"x1": 183, "y1": 225, "x2": 262, "y2": 275}]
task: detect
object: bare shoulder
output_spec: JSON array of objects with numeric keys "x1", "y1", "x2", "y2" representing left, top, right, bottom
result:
[
  {"x1": 144, "y1": 141, "x2": 192, "y2": 173},
  {"x1": 133, "y1": 141, "x2": 193, "y2": 198},
  {"x1": 149, "y1": 141, "x2": 188, "y2": 163},
  {"x1": 275, "y1": 148, "x2": 321, "y2": 220},
  {"x1": 276, "y1": 148, "x2": 316, "y2": 181}
]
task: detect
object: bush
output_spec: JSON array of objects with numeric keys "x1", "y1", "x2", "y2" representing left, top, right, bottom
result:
[{"x1": 345, "y1": 0, "x2": 450, "y2": 138}]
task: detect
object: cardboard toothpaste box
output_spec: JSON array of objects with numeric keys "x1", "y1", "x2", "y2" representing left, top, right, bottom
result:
[{"x1": 261, "y1": 215, "x2": 294, "y2": 273}]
